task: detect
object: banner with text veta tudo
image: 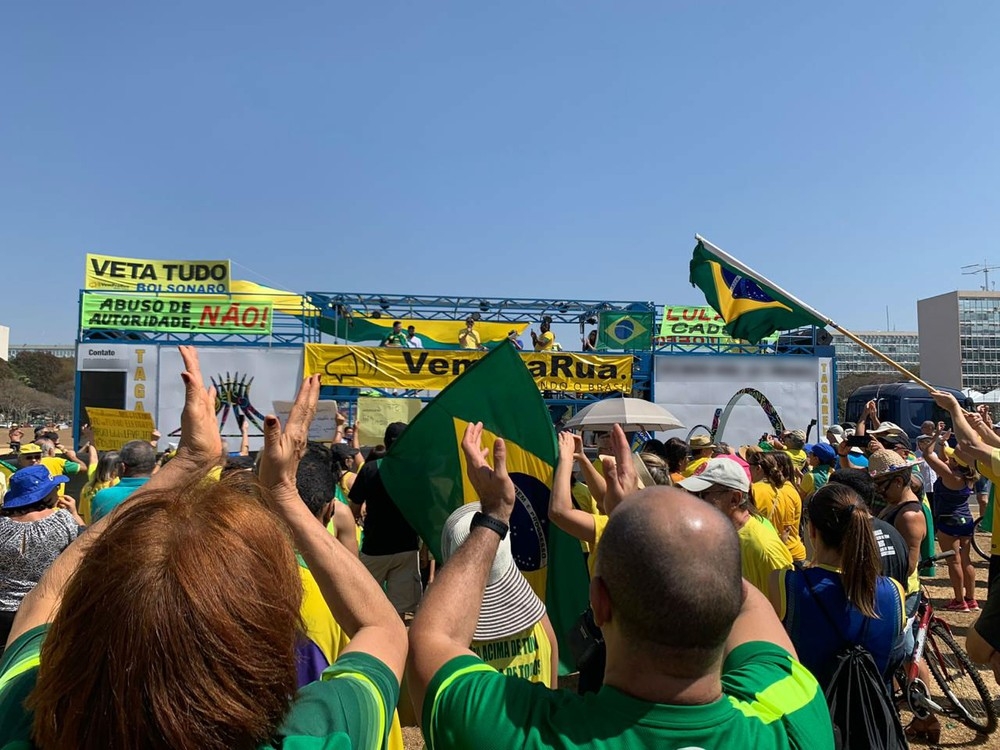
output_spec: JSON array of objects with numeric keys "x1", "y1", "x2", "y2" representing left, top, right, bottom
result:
[
  {"x1": 304, "y1": 344, "x2": 634, "y2": 394},
  {"x1": 81, "y1": 293, "x2": 273, "y2": 335},
  {"x1": 85, "y1": 253, "x2": 231, "y2": 294}
]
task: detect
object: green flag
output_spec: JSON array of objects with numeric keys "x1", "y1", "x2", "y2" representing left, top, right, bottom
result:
[
  {"x1": 689, "y1": 238, "x2": 826, "y2": 344},
  {"x1": 379, "y1": 343, "x2": 590, "y2": 674},
  {"x1": 596, "y1": 310, "x2": 654, "y2": 350}
]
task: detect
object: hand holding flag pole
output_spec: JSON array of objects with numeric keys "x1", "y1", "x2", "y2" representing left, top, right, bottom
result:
[{"x1": 690, "y1": 235, "x2": 934, "y2": 391}]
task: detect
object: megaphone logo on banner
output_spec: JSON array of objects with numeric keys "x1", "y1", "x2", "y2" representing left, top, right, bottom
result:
[{"x1": 323, "y1": 350, "x2": 378, "y2": 383}]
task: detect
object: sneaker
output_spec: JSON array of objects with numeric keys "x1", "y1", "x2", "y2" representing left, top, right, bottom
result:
[
  {"x1": 965, "y1": 598, "x2": 981, "y2": 611},
  {"x1": 944, "y1": 598, "x2": 970, "y2": 612}
]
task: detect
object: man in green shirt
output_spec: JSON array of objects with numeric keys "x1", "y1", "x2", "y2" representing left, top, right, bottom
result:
[
  {"x1": 408, "y1": 423, "x2": 835, "y2": 750},
  {"x1": 380, "y1": 320, "x2": 409, "y2": 348}
]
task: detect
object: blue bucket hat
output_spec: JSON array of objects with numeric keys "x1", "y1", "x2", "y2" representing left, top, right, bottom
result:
[{"x1": 3, "y1": 465, "x2": 68, "y2": 510}]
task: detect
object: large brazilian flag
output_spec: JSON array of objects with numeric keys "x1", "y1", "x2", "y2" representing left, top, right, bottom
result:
[
  {"x1": 379, "y1": 343, "x2": 590, "y2": 674},
  {"x1": 689, "y1": 239, "x2": 825, "y2": 345}
]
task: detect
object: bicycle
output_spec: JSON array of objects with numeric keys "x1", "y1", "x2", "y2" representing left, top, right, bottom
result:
[
  {"x1": 896, "y1": 551, "x2": 998, "y2": 735},
  {"x1": 972, "y1": 515, "x2": 991, "y2": 562}
]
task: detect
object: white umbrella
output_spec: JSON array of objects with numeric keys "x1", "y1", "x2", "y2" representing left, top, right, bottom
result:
[{"x1": 563, "y1": 398, "x2": 684, "y2": 432}]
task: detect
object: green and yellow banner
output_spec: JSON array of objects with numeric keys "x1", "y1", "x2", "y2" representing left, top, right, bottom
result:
[
  {"x1": 323, "y1": 316, "x2": 528, "y2": 349},
  {"x1": 85, "y1": 253, "x2": 231, "y2": 293},
  {"x1": 659, "y1": 305, "x2": 778, "y2": 345},
  {"x1": 304, "y1": 343, "x2": 633, "y2": 393},
  {"x1": 81, "y1": 293, "x2": 273, "y2": 335}
]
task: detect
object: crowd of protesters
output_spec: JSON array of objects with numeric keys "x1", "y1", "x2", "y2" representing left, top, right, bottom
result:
[{"x1": 2, "y1": 348, "x2": 1000, "y2": 748}]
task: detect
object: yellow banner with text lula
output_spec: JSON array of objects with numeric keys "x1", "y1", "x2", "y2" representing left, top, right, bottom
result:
[
  {"x1": 85, "y1": 253, "x2": 231, "y2": 294},
  {"x1": 85, "y1": 407, "x2": 156, "y2": 451},
  {"x1": 304, "y1": 344, "x2": 633, "y2": 393}
]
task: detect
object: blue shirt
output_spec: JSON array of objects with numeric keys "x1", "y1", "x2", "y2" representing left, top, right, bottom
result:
[
  {"x1": 90, "y1": 477, "x2": 151, "y2": 522},
  {"x1": 779, "y1": 565, "x2": 905, "y2": 687}
]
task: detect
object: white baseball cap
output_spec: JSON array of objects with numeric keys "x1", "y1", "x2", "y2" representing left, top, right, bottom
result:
[{"x1": 678, "y1": 457, "x2": 751, "y2": 494}]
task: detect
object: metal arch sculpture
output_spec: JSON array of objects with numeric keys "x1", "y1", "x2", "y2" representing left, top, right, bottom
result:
[{"x1": 712, "y1": 387, "x2": 785, "y2": 443}]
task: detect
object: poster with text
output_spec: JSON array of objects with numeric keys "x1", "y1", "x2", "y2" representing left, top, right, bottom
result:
[
  {"x1": 653, "y1": 355, "x2": 823, "y2": 448},
  {"x1": 157, "y1": 347, "x2": 303, "y2": 451}
]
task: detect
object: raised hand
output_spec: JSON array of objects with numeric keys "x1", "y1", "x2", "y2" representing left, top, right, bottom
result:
[
  {"x1": 259, "y1": 374, "x2": 320, "y2": 504},
  {"x1": 603, "y1": 424, "x2": 638, "y2": 513},
  {"x1": 175, "y1": 345, "x2": 222, "y2": 465},
  {"x1": 557, "y1": 431, "x2": 577, "y2": 465},
  {"x1": 930, "y1": 390, "x2": 960, "y2": 414},
  {"x1": 461, "y1": 422, "x2": 516, "y2": 522}
]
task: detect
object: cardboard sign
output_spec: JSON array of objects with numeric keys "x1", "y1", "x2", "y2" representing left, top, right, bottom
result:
[
  {"x1": 86, "y1": 407, "x2": 156, "y2": 451},
  {"x1": 356, "y1": 397, "x2": 424, "y2": 447},
  {"x1": 271, "y1": 399, "x2": 340, "y2": 443}
]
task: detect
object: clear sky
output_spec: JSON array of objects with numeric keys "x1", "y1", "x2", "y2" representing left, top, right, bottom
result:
[{"x1": 2, "y1": 2, "x2": 998, "y2": 344}]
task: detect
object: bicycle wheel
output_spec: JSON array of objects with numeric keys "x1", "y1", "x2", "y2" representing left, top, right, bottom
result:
[
  {"x1": 926, "y1": 620, "x2": 998, "y2": 734},
  {"x1": 972, "y1": 516, "x2": 991, "y2": 562}
]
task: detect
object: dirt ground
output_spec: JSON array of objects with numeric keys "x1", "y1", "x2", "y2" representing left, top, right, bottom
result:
[{"x1": 400, "y1": 530, "x2": 1000, "y2": 750}]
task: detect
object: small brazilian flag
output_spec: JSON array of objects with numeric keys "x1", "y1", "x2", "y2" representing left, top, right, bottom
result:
[
  {"x1": 689, "y1": 239, "x2": 825, "y2": 344},
  {"x1": 378, "y1": 343, "x2": 590, "y2": 674},
  {"x1": 596, "y1": 311, "x2": 654, "y2": 350}
]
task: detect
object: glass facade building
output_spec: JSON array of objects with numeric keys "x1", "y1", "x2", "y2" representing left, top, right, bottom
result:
[
  {"x1": 831, "y1": 331, "x2": 919, "y2": 376},
  {"x1": 918, "y1": 290, "x2": 1000, "y2": 392}
]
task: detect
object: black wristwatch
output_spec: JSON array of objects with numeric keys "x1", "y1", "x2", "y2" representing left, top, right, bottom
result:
[{"x1": 471, "y1": 511, "x2": 509, "y2": 540}]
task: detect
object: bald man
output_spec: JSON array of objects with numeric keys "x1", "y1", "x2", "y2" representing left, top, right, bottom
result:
[{"x1": 407, "y1": 424, "x2": 834, "y2": 750}]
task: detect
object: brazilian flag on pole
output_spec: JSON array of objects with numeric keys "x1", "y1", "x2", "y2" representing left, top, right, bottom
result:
[
  {"x1": 689, "y1": 237, "x2": 826, "y2": 345},
  {"x1": 378, "y1": 342, "x2": 590, "y2": 674},
  {"x1": 596, "y1": 310, "x2": 654, "y2": 350}
]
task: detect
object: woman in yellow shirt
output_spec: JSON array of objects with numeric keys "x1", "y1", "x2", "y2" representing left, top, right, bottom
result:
[
  {"x1": 78, "y1": 449, "x2": 120, "y2": 525},
  {"x1": 750, "y1": 452, "x2": 806, "y2": 561}
]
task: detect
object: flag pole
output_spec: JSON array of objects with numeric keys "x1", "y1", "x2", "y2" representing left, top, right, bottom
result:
[{"x1": 695, "y1": 235, "x2": 936, "y2": 392}]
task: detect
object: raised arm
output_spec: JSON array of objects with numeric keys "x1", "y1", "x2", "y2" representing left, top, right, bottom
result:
[
  {"x1": 407, "y1": 422, "x2": 517, "y2": 718},
  {"x1": 258, "y1": 375, "x2": 406, "y2": 682},
  {"x1": 548, "y1": 432, "x2": 597, "y2": 543},
  {"x1": 725, "y1": 579, "x2": 797, "y2": 660},
  {"x1": 931, "y1": 390, "x2": 996, "y2": 467},
  {"x1": 573, "y1": 437, "x2": 607, "y2": 508}
]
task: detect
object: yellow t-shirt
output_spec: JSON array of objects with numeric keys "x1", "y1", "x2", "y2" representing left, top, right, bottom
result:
[
  {"x1": 587, "y1": 513, "x2": 610, "y2": 578},
  {"x1": 738, "y1": 515, "x2": 793, "y2": 595},
  {"x1": 459, "y1": 327, "x2": 481, "y2": 349},
  {"x1": 41, "y1": 456, "x2": 78, "y2": 496},
  {"x1": 533, "y1": 331, "x2": 555, "y2": 351},
  {"x1": 988, "y1": 449, "x2": 1000, "y2": 556},
  {"x1": 784, "y1": 449, "x2": 808, "y2": 473},
  {"x1": 471, "y1": 619, "x2": 552, "y2": 687},
  {"x1": 79, "y1": 477, "x2": 120, "y2": 524},
  {"x1": 299, "y1": 562, "x2": 404, "y2": 750},
  {"x1": 683, "y1": 456, "x2": 711, "y2": 478},
  {"x1": 751, "y1": 481, "x2": 806, "y2": 561}
]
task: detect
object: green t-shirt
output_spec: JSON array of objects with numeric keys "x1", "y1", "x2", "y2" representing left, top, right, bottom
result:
[
  {"x1": 0, "y1": 625, "x2": 398, "y2": 750},
  {"x1": 423, "y1": 641, "x2": 833, "y2": 750},
  {"x1": 380, "y1": 332, "x2": 409, "y2": 347}
]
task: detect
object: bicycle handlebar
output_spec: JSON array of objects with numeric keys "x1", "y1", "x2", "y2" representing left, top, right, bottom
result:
[{"x1": 918, "y1": 551, "x2": 956, "y2": 572}]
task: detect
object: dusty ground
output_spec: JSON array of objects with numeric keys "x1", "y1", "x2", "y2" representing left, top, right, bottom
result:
[{"x1": 400, "y1": 529, "x2": 1000, "y2": 750}]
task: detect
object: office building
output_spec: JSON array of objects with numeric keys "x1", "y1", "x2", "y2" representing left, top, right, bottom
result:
[
  {"x1": 9, "y1": 343, "x2": 75, "y2": 359},
  {"x1": 831, "y1": 331, "x2": 919, "y2": 376},
  {"x1": 918, "y1": 290, "x2": 1000, "y2": 392}
]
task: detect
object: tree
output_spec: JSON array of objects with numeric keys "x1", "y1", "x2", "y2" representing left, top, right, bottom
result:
[{"x1": 9, "y1": 352, "x2": 75, "y2": 400}]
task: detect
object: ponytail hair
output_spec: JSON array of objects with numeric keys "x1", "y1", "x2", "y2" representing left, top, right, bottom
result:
[
  {"x1": 806, "y1": 483, "x2": 880, "y2": 618},
  {"x1": 757, "y1": 453, "x2": 786, "y2": 488}
]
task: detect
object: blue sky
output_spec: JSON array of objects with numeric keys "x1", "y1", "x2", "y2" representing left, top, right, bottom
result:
[{"x1": 2, "y1": 2, "x2": 998, "y2": 344}]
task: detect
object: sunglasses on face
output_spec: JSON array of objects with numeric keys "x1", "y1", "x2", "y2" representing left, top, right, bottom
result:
[{"x1": 694, "y1": 487, "x2": 729, "y2": 500}]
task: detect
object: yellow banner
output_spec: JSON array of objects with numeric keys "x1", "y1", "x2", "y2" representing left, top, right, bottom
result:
[
  {"x1": 85, "y1": 253, "x2": 231, "y2": 294},
  {"x1": 304, "y1": 344, "x2": 633, "y2": 393},
  {"x1": 85, "y1": 407, "x2": 155, "y2": 451}
]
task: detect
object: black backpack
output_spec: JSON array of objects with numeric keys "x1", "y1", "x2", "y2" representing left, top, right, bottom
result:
[{"x1": 803, "y1": 571, "x2": 908, "y2": 750}]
